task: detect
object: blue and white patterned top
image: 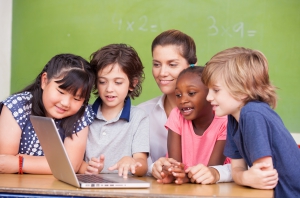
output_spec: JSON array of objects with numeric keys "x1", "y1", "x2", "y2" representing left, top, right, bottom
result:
[{"x1": 1, "y1": 91, "x2": 95, "y2": 156}]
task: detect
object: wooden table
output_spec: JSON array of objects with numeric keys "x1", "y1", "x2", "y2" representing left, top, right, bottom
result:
[{"x1": 0, "y1": 174, "x2": 273, "y2": 198}]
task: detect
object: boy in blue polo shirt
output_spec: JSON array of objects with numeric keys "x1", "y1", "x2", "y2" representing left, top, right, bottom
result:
[{"x1": 79, "y1": 44, "x2": 149, "y2": 178}]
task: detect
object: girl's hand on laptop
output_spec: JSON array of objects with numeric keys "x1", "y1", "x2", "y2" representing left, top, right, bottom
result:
[
  {"x1": 85, "y1": 154, "x2": 105, "y2": 174},
  {"x1": 108, "y1": 156, "x2": 142, "y2": 178}
]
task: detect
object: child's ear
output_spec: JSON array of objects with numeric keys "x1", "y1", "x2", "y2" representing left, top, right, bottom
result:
[
  {"x1": 129, "y1": 78, "x2": 139, "y2": 91},
  {"x1": 41, "y1": 72, "x2": 48, "y2": 90},
  {"x1": 239, "y1": 93, "x2": 248, "y2": 100}
]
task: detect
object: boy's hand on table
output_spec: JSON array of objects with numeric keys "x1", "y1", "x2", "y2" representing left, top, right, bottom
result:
[
  {"x1": 243, "y1": 162, "x2": 278, "y2": 189},
  {"x1": 85, "y1": 154, "x2": 105, "y2": 174},
  {"x1": 108, "y1": 156, "x2": 142, "y2": 178}
]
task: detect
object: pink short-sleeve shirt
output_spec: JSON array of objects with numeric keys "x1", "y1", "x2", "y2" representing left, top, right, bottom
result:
[{"x1": 165, "y1": 108, "x2": 228, "y2": 168}]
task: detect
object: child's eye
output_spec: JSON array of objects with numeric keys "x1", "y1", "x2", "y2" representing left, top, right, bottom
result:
[
  {"x1": 74, "y1": 97, "x2": 83, "y2": 101},
  {"x1": 213, "y1": 89, "x2": 219, "y2": 93},
  {"x1": 188, "y1": 92, "x2": 196, "y2": 96},
  {"x1": 175, "y1": 94, "x2": 182, "y2": 98},
  {"x1": 115, "y1": 82, "x2": 122, "y2": 85},
  {"x1": 98, "y1": 81, "x2": 105, "y2": 84},
  {"x1": 57, "y1": 89, "x2": 64, "y2": 94}
]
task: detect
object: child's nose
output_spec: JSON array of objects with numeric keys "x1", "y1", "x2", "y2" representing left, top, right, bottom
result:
[
  {"x1": 61, "y1": 96, "x2": 71, "y2": 107},
  {"x1": 180, "y1": 94, "x2": 189, "y2": 104},
  {"x1": 206, "y1": 90, "x2": 213, "y2": 102},
  {"x1": 106, "y1": 82, "x2": 113, "y2": 92}
]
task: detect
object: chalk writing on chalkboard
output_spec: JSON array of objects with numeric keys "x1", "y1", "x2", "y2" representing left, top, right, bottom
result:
[
  {"x1": 112, "y1": 13, "x2": 158, "y2": 32},
  {"x1": 208, "y1": 16, "x2": 257, "y2": 38}
]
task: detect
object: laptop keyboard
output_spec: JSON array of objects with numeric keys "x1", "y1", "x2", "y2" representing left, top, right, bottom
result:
[{"x1": 77, "y1": 174, "x2": 116, "y2": 183}]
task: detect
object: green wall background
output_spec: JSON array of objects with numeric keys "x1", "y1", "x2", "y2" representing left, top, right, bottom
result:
[{"x1": 11, "y1": 0, "x2": 300, "y2": 132}]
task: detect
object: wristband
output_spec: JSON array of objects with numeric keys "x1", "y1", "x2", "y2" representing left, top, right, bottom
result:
[{"x1": 18, "y1": 156, "x2": 24, "y2": 174}]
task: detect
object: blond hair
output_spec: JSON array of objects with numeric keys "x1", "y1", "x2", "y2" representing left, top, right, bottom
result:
[{"x1": 202, "y1": 47, "x2": 277, "y2": 109}]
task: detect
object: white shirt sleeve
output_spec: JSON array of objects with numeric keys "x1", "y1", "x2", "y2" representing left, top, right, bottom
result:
[
  {"x1": 147, "y1": 162, "x2": 154, "y2": 176},
  {"x1": 210, "y1": 164, "x2": 233, "y2": 183}
]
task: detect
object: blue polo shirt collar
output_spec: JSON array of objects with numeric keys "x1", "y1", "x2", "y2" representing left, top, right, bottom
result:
[{"x1": 92, "y1": 96, "x2": 131, "y2": 122}]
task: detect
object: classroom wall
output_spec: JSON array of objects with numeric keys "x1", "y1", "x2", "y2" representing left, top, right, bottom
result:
[
  {"x1": 9, "y1": 0, "x2": 300, "y2": 133},
  {"x1": 0, "y1": 0, "x2": 12, "y2": 101}
]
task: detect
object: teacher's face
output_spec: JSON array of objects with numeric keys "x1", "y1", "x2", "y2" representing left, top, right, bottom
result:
[{"x1": 152, "y1": 45, "x2": 189, "y2": 95}]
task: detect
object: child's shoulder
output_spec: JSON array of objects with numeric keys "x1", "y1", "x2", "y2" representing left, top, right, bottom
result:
[
  {"x1": 242, "y1": 101, "x2": 271, "y2": 114},
  {"x1": 167, "y1": 107, "x2": 186, "y2": 123},
  {"x1": 4, "y1": 91, "x2": 32, "y2": 100},
  {"x1": 241, "y1": 101, "x2": 280, "y2": 123},
  {"x1": 83, "y1": 105, "x2": 96, "y2": 120},
  {"x1": 213, "y1": 115, "x2": 228, "y2": 125},
  {"x1": 214, "y1": 115, "x2": 227, "y2": 120},
  {"x1": 130, "y1": 105, "x2": 148, "y2": 117},
  {"x1": 1, "y1": 92, "x2": 32, "y2": 122},
  {"x1": 2, "y1": 91, "x2": 32, "y2": 107},
  {"x1": 169, "y1": 107, "x2": 181, "y2": 116},
  {"x1": 125, "y1": 106, "x2": 149, "y2": 126}
]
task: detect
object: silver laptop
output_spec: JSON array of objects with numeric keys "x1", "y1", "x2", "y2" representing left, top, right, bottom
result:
[{"x1": 30, "y1": 115, "x2": 150, "y2": 188}]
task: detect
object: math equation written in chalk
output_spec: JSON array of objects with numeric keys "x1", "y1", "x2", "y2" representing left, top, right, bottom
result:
[
  {"x1": 208, "y1": 16, "x2": 257, "y2": 38},
  {"x1": 111, "y1": 13, "x2": 257, "y2": 37},
  {"x1": 112, "y1": 13, "x2": 158, "y2": 32}
]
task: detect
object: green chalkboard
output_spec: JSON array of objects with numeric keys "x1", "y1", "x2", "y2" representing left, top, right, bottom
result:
[{"x1": 11, "y1": 0, "x2": 300, "y2": 132}]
